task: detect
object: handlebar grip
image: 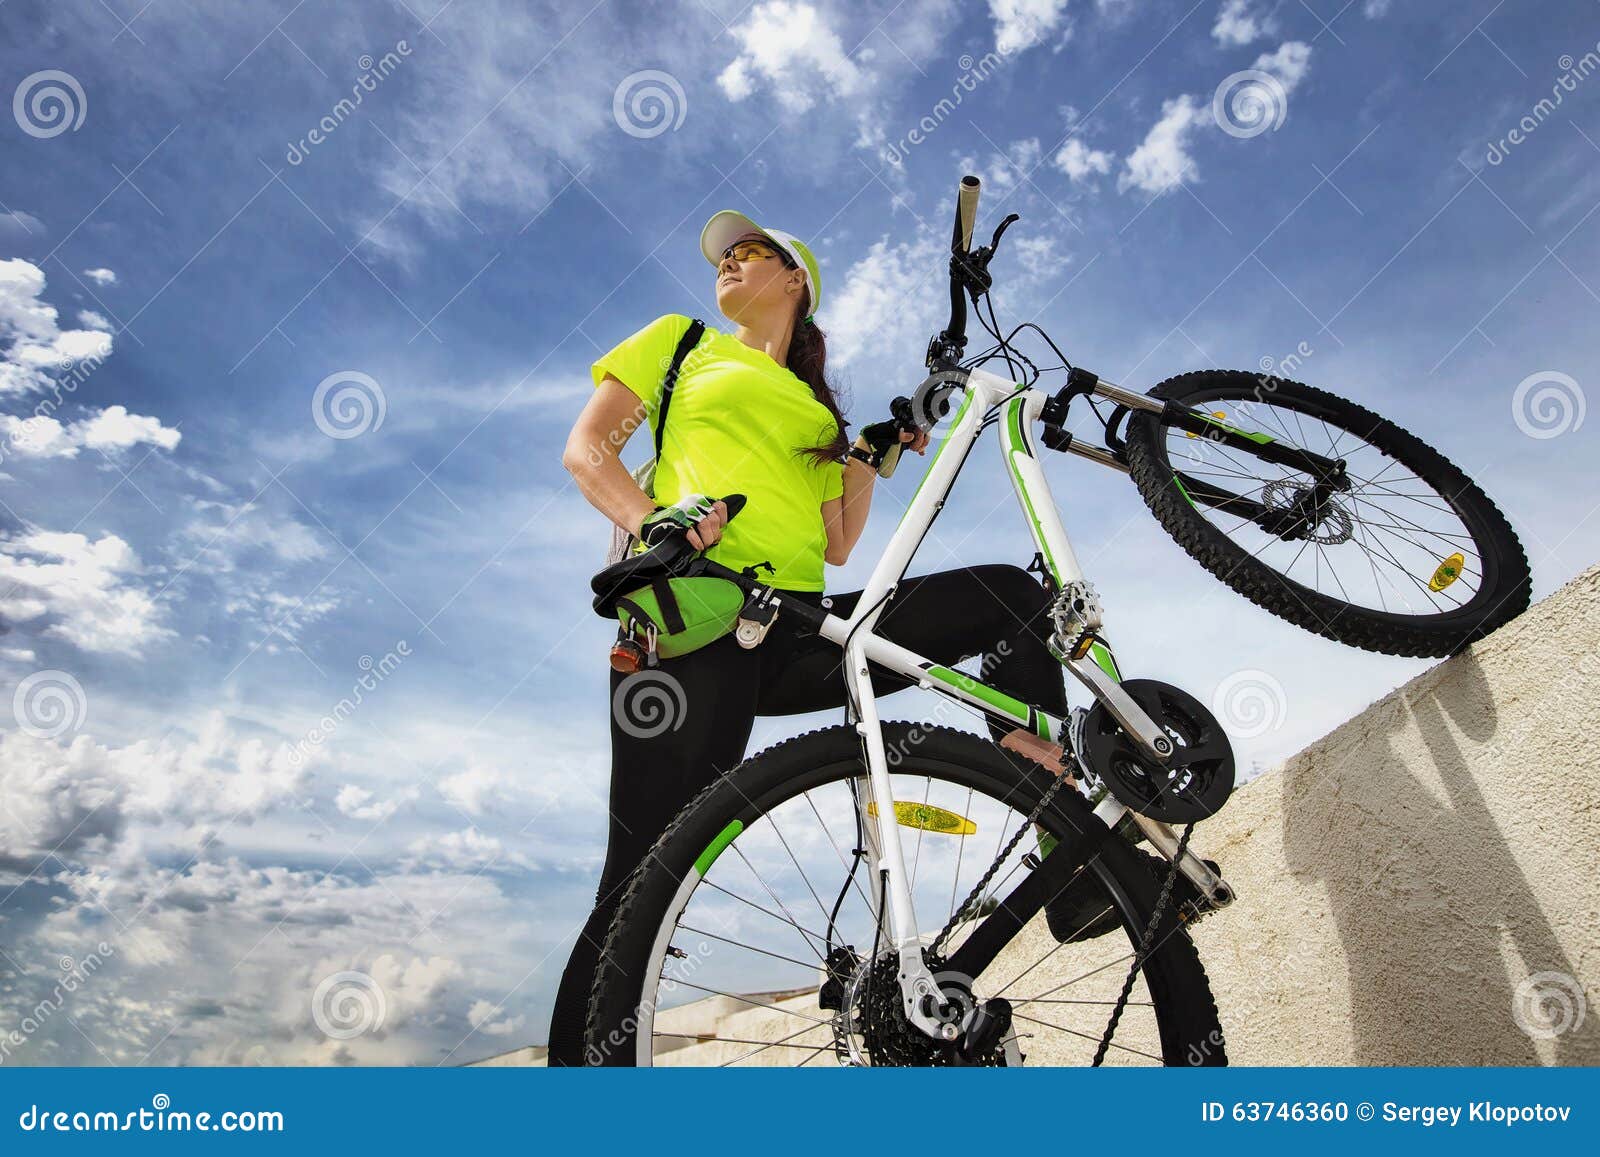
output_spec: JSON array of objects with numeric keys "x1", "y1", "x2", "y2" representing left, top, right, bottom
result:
[
  {"x1": 955, "y1": 175, "x2": 980, "y2": 253},
  {"x1": 720, "y1": 493, "x2": 747, "y2": 521}
]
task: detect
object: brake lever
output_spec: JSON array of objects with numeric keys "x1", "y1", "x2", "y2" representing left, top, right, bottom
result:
[{"x1": 955, "y1": 213, "x2": 1022, "y2": 305}]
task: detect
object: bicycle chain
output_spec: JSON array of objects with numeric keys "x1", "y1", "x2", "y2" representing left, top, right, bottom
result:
[
  {"x1": 928, "y1": 764, "x2": 1071, "y2": 956},
  {"x1": 1092, "y1": 820, "x2": 1196, "y2": 1066}
]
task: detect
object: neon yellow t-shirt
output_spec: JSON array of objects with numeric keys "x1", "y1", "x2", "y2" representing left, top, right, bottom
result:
[{"x1": 591, "y1": 313, "x2": 845, "y2": 591}]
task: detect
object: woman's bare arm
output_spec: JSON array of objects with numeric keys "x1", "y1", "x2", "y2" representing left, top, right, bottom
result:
[
  {"x1": 562, "y1": 374, "x2": 725, "y2": 549},
  {"x1": 824, "y1": 430, "x2": 928, "y2": 567}
]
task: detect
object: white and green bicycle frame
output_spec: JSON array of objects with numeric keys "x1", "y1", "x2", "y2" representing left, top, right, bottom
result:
[{"x1": 768, "y1": 364, "x2": 1233, "y2": 1042}]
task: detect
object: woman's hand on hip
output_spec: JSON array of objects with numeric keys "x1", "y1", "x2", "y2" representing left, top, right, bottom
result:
[
  {"x1": 686, "y1": 499, "x2": 728, "y2": 551},
  {"x1": 639, "y1": 494, "x2": 728, "y2": 551}
]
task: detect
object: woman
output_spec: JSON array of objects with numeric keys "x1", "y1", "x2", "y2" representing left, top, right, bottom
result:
[{"x1": 547, "y1": 211, "x2": 1077, "y2": 1065}]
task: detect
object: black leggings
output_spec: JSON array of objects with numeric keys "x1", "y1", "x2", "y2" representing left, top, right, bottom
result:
[{"x1": 544, "y1": 563, "x2": 1066, "y2": 1064}]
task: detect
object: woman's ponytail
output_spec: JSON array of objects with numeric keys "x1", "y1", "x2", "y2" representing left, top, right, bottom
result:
[{"x1": 786, "y1": 288, "x2": 850, "y2": 468}]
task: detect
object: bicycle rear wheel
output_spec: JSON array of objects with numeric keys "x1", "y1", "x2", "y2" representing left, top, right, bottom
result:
[
  {"x1": 584, "y1": 722, "x2": 1224, "y2": 1067},
  {"x1": 1124, "y1": 371, "x2": 1530, "y2": 657}
]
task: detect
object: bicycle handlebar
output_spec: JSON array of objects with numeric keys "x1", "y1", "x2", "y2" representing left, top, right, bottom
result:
[{"x1": 932, "y1": 175, "x2": 982, "y2": 369}]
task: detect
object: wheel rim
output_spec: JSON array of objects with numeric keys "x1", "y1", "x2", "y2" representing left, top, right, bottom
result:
[
  {"x1": 633, "y1": 766, "x2": 1177, "y2": 1067},
  {"x1": 1159, "y1": 387, "x2": 1496, "y2": 623}
]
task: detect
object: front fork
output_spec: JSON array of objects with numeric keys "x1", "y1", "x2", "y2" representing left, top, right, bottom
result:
[{"x1": 843, "y1": 637, "x2": 964, "y2": 1043}]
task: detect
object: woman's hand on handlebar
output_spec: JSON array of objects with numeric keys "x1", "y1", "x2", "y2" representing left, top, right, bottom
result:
[{"x1": 899, "y1": 428, "x2": 930, "y2": 455}]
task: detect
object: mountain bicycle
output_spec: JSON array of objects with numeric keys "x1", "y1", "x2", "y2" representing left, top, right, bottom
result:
[{"x1": 582, "y1": 175, "x2": 1531, "y2": 1066}]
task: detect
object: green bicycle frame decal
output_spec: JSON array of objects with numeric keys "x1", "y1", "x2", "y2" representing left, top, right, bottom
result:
[{"x1": 1190, "y1": 410, "x2": 1276, "y2": 445}]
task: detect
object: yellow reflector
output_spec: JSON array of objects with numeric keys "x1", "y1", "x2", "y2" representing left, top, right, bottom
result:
[
  {"x1": 866, "y1": 801, "x2": 977, "y2": 836},
  {"x1": 1429, "y1": 552, "x2": 1465, "y2": 592},
  {"x1": 1185, "y1": 410, "x2": 1228, "y2": 438}
]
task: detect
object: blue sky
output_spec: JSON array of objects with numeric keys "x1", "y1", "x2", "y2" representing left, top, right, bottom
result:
[{"x1": 1, "y1": 0, "x2": 1596, "y2": 1064}]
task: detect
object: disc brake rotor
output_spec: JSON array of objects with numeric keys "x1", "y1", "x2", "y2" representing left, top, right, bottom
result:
[{"x1": 1261, "y1": 478, "x2": 1353, "y2": 544}]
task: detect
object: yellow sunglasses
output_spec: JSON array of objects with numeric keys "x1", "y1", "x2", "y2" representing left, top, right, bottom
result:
[{"x1": 720, "y1": 240, "x2": 793, "y2": 265}]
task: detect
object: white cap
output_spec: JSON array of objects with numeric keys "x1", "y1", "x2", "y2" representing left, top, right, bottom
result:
[{"x1": 699, "y1": 210, "x2": 823, "y2": 319}]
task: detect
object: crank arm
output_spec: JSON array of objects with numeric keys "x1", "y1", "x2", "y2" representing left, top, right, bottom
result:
[
  {"x1": 1064, "y1": 655, "x2": 1175, "y2": 764},
  {"x1": 1092, "y1": 797, "x2": 1236, "y2": 909}
]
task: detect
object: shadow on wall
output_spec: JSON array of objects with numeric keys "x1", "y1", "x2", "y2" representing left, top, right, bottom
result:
[{"x1": 1282, "y1": 650, "x2": 1593, "y2": 1064}]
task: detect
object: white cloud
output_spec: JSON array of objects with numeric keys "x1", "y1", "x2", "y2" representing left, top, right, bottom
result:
[
  {"x1": 182, "y1": 497, "x2": 327, "y2": 568},
  {"x1": 0, "y1": 210, "x2": 46, "y2": 241},
  {"x1": 825, "y1": 229, "x2": 944, "y2": 369},
  {"x1": 1119, "y1": 94, "x2": 1208, "y2": 195},
  {"x1": 0, "y1": 733, "x2": 125, "y2": 870},
  {"x1": 439, "y1": 763, "x2": 516, "y2": 816},
  {"x1": 77, "y1": 309, "x2": 113, "y2": 332},
  {"x1": 1212, "y1": 0, "x2": 1275, "y2": 46},
  {"x1": 0, "y1": 259, "x2": 114, "y2": 397},
  {"x1": 467, "y1": 998, "x2": 525, "y2": 1037},
  {"x1": 405, "y1": 825, "x2": 528, "y2": 872},
  {"x1": 82, "y1": 268, "x2": 118, "y2": 286},
  {"x1": 79, "y1": 404, "x2": 182, "y2": 451},
  {"x1": 1364, "y1": 0, "x2": 1391, "y2": 15},
  {"x1": 1054, "y1": 137, "x2": 1114, "y2": 182},
  {"x1": 0, "y1": 713, "x2": 311, "y2": 871},
  {"x1": 717, "y1": 1, "x2": 867, "y2": 114},
  {"x1": 989, "y1": 0, "x2": 1072, "y2": 55},
  {"x1": 1253, "y1": 40, "x2": 1312, "y2": 94},
  {"x1": 1010, "y1": 233, "x2": 1064, "y2": 278},
  {"x1": 0, "y1": 528, "x2": 175, "y2": 656},
  {"x1": 0, "y1": 406, "x2": 181, "y2": 460},
  {"x1": 335, "y1": 783, "x2": 419, "y2": 824}
]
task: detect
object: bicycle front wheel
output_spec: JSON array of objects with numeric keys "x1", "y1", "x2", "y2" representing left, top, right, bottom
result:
[
  {"x1": 584, "y1": 722, "x2": 1223, "y2": 1067},
  {"x1": 1124, "y1": 371, "x2": 1531, "y2": 657}
]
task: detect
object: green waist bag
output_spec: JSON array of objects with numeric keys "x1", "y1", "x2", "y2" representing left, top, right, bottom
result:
[{"x1": 613, "y1": 575, "x2": 746, "y2": 663}]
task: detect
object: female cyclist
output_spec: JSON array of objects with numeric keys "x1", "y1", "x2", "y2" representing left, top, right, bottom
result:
[{"x1": 547, "y1": 211, "x2": 1083, "y2": 1065}]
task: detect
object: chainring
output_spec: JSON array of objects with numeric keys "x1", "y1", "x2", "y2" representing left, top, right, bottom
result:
[{"x1": 1078, "y1": 679, "x2": 1235, "y2": 823}]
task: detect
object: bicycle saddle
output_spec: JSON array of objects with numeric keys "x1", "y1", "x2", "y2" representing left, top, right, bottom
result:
[{"x1": 591, "y1": 494, "x2": 746, "y2": 618}]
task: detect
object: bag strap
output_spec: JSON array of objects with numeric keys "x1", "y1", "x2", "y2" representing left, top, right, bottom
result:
[
  {"x1": 613, "y1": 578, "x2": 686, "y2": 635},
  {"x1": 654, "y1": 318, "x2": 706, "y2": 461},
  {"x1": 650, "y1": 575, "x2": 686, "y2": 633}
]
